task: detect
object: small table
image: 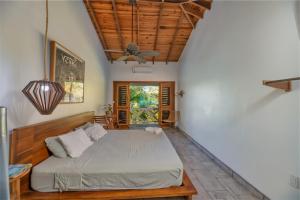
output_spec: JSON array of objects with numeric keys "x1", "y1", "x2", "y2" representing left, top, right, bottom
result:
[
  {"x1": 106, "y1": 115, "x2": 115, "y2": 129},
  {"x1": 10, "y1": 167, "x2": 31, "y2": 200}
]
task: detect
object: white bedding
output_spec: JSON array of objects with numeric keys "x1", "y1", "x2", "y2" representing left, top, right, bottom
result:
[{"x1": 31, "y1": 129, "x2": 183, "y2": 192}]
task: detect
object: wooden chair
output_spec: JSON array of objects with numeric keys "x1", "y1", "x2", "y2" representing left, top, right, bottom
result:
[
  {"x1": 94, "y1": 115, "x2": 114, "y2": 129},
  {"x1": 162, "y1": 111, "x2": 180, "y2": 127}
]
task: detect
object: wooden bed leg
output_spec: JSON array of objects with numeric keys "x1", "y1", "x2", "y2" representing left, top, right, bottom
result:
[{"x1": 186, "y1": 195, "x2": 192, "y2": 200}]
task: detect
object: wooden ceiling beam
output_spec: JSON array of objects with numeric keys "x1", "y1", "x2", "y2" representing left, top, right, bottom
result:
[
  {"x1": 136, "y1": 3, "x2": 140, "y2": 45},
  {"x1": 194, "y1": 0, "x2": 212, "y2": 10},
  {"x1": 152, "y1": 0, "x2": 164, "y2": 64},
  {"x1": 182, "y1": 3, "x2": 203, "y2": 19},
  {"x1": 83, "y1": 0, "x2": 113, "y2": 62},
  {"x1": 93, "y1": 0, "x2": 188, "y2": 6},
  {"x1": 166, "y1": 11, "x2": 183, "y2": 64},
  {"x1": 179, "y1": 3, "x2": 194, "y2": 29},
  {"x1": 112, "y1": 0, "x2": 125, "y2": 50},
  {"x1": 84, "y1": 0, "x2": 211, "y2": 63},
  {"x1": 188, "y1": 1, "x2": 208, "y2": 11},
  {"x1": 186, "y1": 11, "x2": 201, "y2": 19}
]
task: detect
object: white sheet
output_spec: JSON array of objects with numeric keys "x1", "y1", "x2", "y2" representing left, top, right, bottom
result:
[{"x1": 31, "y1": 129, "x2": 183, "y2": 192}]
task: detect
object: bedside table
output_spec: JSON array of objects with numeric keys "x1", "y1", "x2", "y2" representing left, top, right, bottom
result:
[{"x1": 10, "y1": 167, "x2": 31, "y2": 200}]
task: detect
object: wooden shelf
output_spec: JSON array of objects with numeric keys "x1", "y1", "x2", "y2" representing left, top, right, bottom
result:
[{"x1": 262, "y1": 77, "x2": 300, "y2": 92}]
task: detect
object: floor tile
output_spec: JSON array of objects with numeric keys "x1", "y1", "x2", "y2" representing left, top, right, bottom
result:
[
  {"x1": 208, "y1": 191, "x2": 236, "y2": 200},
  {"x1": 165, "y1": 129, "x2": 259, "y2": 200},
  {"x1": 217, "y1": 177, "x2": 251, "y2": 196},
  {"x1": 130, "y1": 129, "x2": 260, "y2": 200}
]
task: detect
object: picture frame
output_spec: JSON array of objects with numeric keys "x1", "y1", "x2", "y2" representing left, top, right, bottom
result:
[{"x1": 50, "y1": 41, "x2": 85, "y2": 104}]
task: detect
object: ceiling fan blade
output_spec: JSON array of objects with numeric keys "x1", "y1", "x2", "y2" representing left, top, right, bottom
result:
[
  {"x1": 104, "y1": 49, "x2": 124, "y2": 53},
  {"x1": 139, "y1": 50, "x2": 160, "y2": 57},
  {"x1": 134, "y1": 56, "x2": 146, "y2": 64},
  {"x1": 127, "y1": 43, "x2": 138, "y2": 51},
  {"x1": 117, "y1": 55, "x2": 129, "y2": 61}
]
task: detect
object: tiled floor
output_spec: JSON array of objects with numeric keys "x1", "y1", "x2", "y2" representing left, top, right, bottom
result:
[{"x1": 163, "y1": 128, "x2": 260, "y2": 200}]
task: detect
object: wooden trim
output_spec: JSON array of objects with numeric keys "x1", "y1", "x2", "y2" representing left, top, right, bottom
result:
[
  {"x1": 113, "y1": 81, "x2": 175, "y2": 128},
  {"x1": 21, "y1": 171, "x2": 196, "y2": 200},
  {"x1": 83, "y1": 0, "x2": 112, "y2": 61},
  {"x1": 263, "y1": 77, "x2": 300, "y2": 84},
  {"x1": 262, "y1": 77, "x2": 300, "y2": 92},
  {"x1": 263, "y1": 80, "x2": 291, "y2": 92},
  {"x1": 113, "y1": 81, "x2": 174, "y2": 84}
]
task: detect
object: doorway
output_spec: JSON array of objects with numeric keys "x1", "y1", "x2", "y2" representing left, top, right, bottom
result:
[
  {"x1": 130, "y1": 83, "x2": 159, "y2": 127},
  {"x1": 113, "y1": 81, "x2": 175, "y2": 129}
]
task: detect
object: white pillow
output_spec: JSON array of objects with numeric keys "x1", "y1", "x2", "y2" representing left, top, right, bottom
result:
[
  {"x1": 154, "y1": 127, "x2": 163, "y2": 135},
  {"x1": 58, "y1": 129, "x2": 93, "y2": 158},
  {"x1": 85, "y1": 124, "x2": 107, "y2": 141},
  {"x1": 145, "y1": 127, "x2": 163, "y2": 135},
  {"x1": 74, "y1": 122, "x2": 94, "y2": 131},
  {"x1": 145, "y1": 127, "x2": 155, "y2": 133}
]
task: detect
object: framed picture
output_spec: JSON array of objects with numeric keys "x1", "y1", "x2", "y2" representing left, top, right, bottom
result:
[{"x1": 50, "y1": 41, "x2": 85, "y2": 104}]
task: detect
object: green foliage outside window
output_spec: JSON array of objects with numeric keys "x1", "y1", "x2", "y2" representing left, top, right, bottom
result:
[{"x1": 130, "y1": 85, "x2": 159, "y2": 124}]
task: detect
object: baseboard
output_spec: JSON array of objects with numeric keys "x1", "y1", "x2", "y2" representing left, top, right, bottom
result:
[{"x1": 177, "y1": 128, "x2": 271, "y2": 200}]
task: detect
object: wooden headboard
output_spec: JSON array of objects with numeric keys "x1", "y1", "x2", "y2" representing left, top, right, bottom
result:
[{"x1": 9, "y1": 112, "x2": 94, "y2": 192}]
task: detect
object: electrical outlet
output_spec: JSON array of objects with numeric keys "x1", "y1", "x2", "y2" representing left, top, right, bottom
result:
[{"x1": 290, "y1": 175, "x2": 300, "y2": 189}]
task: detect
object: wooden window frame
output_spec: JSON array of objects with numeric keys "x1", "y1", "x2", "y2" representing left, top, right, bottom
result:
[{"x1": 113, "y1": 81, "x2": 175, "y2": 128}]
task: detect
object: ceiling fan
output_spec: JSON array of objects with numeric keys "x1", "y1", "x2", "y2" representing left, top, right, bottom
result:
[{"x1": 104, "y1": 0, "x2": 160, "y2": 63}]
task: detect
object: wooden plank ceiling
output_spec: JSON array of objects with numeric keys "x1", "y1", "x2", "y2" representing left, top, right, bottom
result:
[{"x1": 84, "y1": 0, "x2": 212, "y2": 63}]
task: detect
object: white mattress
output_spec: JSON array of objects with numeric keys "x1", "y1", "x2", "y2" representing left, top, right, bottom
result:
[{"x1": 31, "y1": 130, "x2": 183, "y2": 192}]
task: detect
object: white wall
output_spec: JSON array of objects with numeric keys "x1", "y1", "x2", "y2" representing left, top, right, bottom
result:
[
  {"x1": 107, "y1": 61, "x2": 179, "y2": 106},
  {"x1": 178, "y1": 1, "x2": 299, "y2": 200},
  {"x1": 295, "y1": 2, "x2": 300, "y2": 198},
  {"x1": 0, "y1": 1, "x2": 109, "y2": 130}
]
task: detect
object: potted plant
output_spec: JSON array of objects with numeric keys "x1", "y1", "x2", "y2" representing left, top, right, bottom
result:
[{"x1": 104, "y1": 104, "x2": 113, "y2": 117}]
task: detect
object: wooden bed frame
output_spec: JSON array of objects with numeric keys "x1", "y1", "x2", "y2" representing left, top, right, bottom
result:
[{"x1": 9, "y1": 112, "x2": 197, "y2": 200}]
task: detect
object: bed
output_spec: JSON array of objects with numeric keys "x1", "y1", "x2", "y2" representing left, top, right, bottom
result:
[
  {"x1": 10, "y1": 112, "x2": 197, "y2": 199},
  {"x1": 31, "y1": 129, "x2": 183, "y2": 192}
]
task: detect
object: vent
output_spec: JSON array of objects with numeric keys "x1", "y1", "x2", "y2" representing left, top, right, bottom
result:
[{"x1": 132, "y1": 66, "x2": 152, "y2": 73}]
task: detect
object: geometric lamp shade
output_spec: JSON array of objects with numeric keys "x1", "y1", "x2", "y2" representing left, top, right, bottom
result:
[{"x1": 22, "y1": 80, "x2": 65, "y2": 115}]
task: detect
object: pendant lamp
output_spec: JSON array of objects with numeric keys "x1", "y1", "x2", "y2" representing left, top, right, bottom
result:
[{"x1": 22, "y1": 0, "x2": 65, "y2": 115}]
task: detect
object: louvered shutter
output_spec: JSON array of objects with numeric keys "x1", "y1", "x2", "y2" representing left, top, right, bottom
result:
[
  {"x1": 113, "y1": 82, "x2": 130, "y2": 129},
  {"x1": 159, "y1": 82, "x2": 175, "y2": 126}
]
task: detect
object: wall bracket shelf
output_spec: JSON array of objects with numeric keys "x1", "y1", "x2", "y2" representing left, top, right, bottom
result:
[{"x1": 262, "y1": 77, "x2": 300, "y2": 92}]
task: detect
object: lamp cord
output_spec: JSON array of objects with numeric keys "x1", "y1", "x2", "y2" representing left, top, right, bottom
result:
[{"x1": 44, "y1": 0, "x2": 48, "y2": 80}]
